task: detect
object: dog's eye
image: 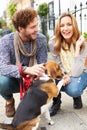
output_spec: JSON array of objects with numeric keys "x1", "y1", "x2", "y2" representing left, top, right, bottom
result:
[{"x1": 45, "y1": 69, "x2": 47, "y2": 74}]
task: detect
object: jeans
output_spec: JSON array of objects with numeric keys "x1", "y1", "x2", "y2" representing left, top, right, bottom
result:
[
  {"x1": 0, "y1": 75, "x2": 20, "y2": 100},
  {"x1": 62, "y1": 72, "x2": 87, "y2": 97},
  {"x1": 0, "y1": 75, "x2": 49, "y2": 101},
  {"x1": 0, "y1": 72, "x2": 87, "y2": 100}
]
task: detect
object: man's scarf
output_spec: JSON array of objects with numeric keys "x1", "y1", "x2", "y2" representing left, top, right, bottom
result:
[{"x1": 14, "y1": 31, "x2": 37, "y2": 67}]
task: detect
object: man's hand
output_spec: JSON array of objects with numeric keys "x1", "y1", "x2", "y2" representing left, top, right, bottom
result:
[{"x1": 23, "y1": 63, "x2": 45, "y2": 78}]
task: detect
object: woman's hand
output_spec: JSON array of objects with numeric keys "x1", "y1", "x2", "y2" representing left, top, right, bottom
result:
[
  {"x1": 62, "y1": 74, "x2": 71, "y2": 86},
  {"x1": 76, "y1": 35, "x2": 85, "y2": 48},
  {"x1": 75, "y1": 35, "x2": 85, "y2": 56}
]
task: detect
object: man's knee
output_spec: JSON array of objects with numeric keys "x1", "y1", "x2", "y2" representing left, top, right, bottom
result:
[{"x1": 0, "y1": 76, "x2": 12, "y2": 94}]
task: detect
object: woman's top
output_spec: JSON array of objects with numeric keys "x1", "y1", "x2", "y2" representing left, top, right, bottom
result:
[{"x1": 49, "y1": 37, "x2": 87, "y2": 77}]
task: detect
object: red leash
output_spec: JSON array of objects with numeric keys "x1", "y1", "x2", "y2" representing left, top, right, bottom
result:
[{"x1": 18, "y1": 64, "x2": 32, "y2": 100}]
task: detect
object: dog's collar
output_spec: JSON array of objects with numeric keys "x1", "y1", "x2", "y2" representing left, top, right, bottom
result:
[
  {"x1": 39, "y1": 73, "x2": 64, "y2": 92},
  {"x1": 39, "y1": 73, "x2": 50, "y2": 81}
]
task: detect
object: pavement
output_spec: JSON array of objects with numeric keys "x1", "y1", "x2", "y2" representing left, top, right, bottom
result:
[
  {"x1": 0, "y1": 53, "x2": 87, "y2": 130},
  {"x1": 0, "y1": 91, "x2": 87, "y2": 130}
]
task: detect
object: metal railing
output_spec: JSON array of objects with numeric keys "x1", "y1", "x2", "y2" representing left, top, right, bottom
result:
[
  {"x1": 41, "y1": 1, "x2": 87, "y2": 36},
  {"x1": 68, "y1": 1, "x2": 87, "y2": 33}
]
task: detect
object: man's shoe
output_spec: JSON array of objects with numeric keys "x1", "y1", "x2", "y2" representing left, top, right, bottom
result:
[
  {"x1": 50, "y1": 92, "x2": 61, "y2": 116},
  {"x1": 73, "y1": 96, "x2": 83, "y2": 109},
  {"x1": 5, "y1": 98, "x2": 15, "y2": 117}
]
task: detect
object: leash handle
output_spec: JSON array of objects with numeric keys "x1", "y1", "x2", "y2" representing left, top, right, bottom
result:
[
  {"x1": 18, "y1": 63, "x2": 26, "y2": 77},
  {"x1": 18, "y1": 63, "x2": 31, "y2": 100}
]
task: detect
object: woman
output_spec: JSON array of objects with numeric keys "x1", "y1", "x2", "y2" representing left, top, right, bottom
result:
[{"x1": 48, "y1": 12, "x2": 85, "y2": 116}]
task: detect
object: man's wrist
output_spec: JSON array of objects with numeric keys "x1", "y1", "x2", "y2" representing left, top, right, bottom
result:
[{"x1": 22, "y1": 66, "x2": 28, "y2": 74}]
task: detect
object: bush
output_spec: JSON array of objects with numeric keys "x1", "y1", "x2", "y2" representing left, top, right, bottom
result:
[
  {"x1": 37, "y1": 2, "x2": 49, "y2": 17},
  {"x1": 8, "y1": 2, "x2": 17, "y2": 18}
]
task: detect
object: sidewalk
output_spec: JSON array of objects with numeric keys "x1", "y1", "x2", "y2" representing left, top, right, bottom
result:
[
  {"x1": 40, "y1": 90, "x2": 87, "y2": 130},
  {"x1": 0, "y1": 91, "x2": 87, "y2": 130},
  {"x1": 0, "y1": 53, "x2": 87, "y2": 130}
]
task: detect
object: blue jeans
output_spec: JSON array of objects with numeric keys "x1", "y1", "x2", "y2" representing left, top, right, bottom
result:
[
  {"x1": 0, "y1": 72, "x2": 87, "y2": 100},
  {"x1": 0, "y1": 75, "x2": 49, "y2": 101},
  {"x1": 0, "y1": 75, "x2": 20, "y2": 100},
  {"x1": 62, "y1": 72, "x2": 87, "y2": 97}
]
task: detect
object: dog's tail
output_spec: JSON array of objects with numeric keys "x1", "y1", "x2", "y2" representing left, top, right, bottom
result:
[{"x1": 0, "y1": 123, "x2": 14, "y2": 130}]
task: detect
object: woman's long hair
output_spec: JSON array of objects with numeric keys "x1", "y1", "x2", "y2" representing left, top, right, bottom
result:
[{"x1": 54, "y1": 12, "x2": 81, "y2": 54}]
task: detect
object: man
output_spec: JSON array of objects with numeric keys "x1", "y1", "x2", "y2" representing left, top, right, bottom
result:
[{"x1": 0, "y1": 8, "x2": 47, "y2": 117}]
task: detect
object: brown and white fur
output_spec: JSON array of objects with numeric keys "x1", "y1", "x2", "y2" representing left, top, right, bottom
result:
[{"x1": 0, "y1": 61, "x2": 64, "y2": 130}]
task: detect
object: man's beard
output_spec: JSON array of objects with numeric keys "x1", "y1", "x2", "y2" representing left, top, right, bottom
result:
[{"x1": 24, "y1": 33, "x2": 36, "y2": 41}]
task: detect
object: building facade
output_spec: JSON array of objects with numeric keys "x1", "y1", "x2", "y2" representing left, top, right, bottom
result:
[
  {"x1": 34, "y1": 0, "x2": 87, "y2": 37},
  {"x1": 6, "y1": 0, "x2": 87, "y2": 37}
]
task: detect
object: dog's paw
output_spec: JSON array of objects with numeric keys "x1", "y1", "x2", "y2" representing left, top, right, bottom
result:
[{"x1": 48, "y1": 120, "x2": 54, "y2": 125}]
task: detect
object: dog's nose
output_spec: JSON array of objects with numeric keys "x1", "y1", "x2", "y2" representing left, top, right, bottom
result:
[{"x1": 56, "y1": 75, "x2": 62, "y2": 79}]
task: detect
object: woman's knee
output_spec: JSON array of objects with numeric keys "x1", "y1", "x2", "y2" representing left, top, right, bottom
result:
[
  {"x1": 62, "y1": 84, "x2": 83, "y2": 97},
  {"x1": 67, "y1": 87, "x2": 83, "y2": 97},
  {"x1": 64, "y1": 76, "x2": 86, "y2": 97}
]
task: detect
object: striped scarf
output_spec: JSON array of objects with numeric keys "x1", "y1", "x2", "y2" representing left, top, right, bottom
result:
[{"x1": 14, "y1": 31, "x2": 37, "y2": 67}]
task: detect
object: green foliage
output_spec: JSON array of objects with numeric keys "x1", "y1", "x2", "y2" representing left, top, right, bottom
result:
[
  {"x1": 7, "y1": 1, "x2": 17, "y2": 31},
  {"x1": 37, "y1": 2, "x2": 49, "y2": 17},
  {"x1": 9, "y1": 22, "x2": 15, "y2": 32},
  {"x1": 8, "y1": 2, "x2": 17, "y2": 18},
  {"x1": 83, "y1": 32, "x2": 87, "y2": 39},
  {"x1": 0, "y1": 19, "x2": 6, "y2": 27}
]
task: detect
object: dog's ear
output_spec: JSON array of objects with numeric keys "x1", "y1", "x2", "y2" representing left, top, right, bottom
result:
[{"x1": 45, "y1": 62, "x2": 56, "y2": 78}]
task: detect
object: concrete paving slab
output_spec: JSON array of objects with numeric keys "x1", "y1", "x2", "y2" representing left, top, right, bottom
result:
[
  {"x1": 0, "y1": 90, "x2": 87, "y2": 130},
  {"x1": 40, "y1": 90, "x2": 87, "y2": 130},
  {"x1": 40, "y1": 112, "x2": 87, "y2": 130}
]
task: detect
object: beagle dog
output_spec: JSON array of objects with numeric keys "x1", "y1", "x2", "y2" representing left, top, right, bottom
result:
[{"x1": 0, "y1": 61, "x2": 64, "y2": 130}]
